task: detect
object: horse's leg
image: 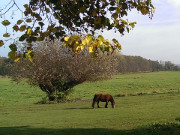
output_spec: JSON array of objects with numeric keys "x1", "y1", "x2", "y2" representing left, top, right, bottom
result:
[
  {"x1": 97, "y1": 101, "x2": 100, "y2": 108},
  {"x1": 92, "y1": 101, "x2": 96, "y2": 108},
  {"x1": 105, "y1": 101, "x2": 108, "y2": 108}
]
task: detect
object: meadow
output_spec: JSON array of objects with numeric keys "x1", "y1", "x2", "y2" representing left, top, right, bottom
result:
[{"x1": 0, "y1": 71, "x2": 180, "y2": 135}]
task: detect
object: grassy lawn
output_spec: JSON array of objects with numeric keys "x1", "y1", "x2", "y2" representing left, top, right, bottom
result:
[
  {"x1": 0, "y1": 71, "x2": 180, "y2": 135},
  {"x1": 71, "y1": 71, "x2": 180, "y2": 100},
  {"x1": 0, "y1": 78, "x2": 46, "y2": 106}
]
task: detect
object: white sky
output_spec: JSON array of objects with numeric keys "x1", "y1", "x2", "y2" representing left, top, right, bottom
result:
[
  {"x1": 0, "y1": 0, "x2": 180, "y2": 64},
  {"x1": 103, "y1": 0, "x2": 180, "y2": 64}
]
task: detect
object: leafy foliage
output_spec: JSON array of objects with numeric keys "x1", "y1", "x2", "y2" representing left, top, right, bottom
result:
[
  {"x1": 1, "y1": 20, "x2": 11, "y2": 26},
  {"x1": 0, "y1": 0, "x2": 155, "y2": 60},
  {"x1": 0, "y1": 40, "x2": 4, "y2": 47},
  {"x1": 62, "y1": 35, "x2": 122, "y2": 58}
]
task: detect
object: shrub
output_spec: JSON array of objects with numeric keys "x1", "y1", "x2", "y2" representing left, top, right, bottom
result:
[{"x1": 12, "y1": 40, "x2": 117, "y2": 102}]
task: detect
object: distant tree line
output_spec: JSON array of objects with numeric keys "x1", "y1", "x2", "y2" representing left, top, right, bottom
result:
[
  {"x1": 0, "y1": 55, "x2": 179, "y2": 76},
  {"x1": 116, "y1": 55, "x2": 180, "y2": 73},
  {"x1": 0, "y1": 57, "x2": 13, "y2": 76},
  {"x1": 162, "y1": 61, "x2": 180, "y2": 71}
]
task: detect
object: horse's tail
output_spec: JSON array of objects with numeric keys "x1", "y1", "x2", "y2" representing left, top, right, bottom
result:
[{"x1": 92, "y1": 94, "x2": 97, "y2": 108}]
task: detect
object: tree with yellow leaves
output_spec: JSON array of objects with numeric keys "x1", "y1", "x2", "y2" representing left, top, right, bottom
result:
[{"x1": 0, "y1": 0, "x2": 155, "y2": 61}]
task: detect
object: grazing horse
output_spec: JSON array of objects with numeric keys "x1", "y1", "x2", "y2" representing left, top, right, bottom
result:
[{"x1": 92, "y1": 94, "x2": 115, "y2": 108}]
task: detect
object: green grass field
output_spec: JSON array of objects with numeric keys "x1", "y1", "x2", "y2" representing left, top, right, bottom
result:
[
  {"x1": 71, "y1": 71, "x2": 180, "y2": 100},
  {"x1": 0, "y1": 71, "x2": 180, "y2": 135}
]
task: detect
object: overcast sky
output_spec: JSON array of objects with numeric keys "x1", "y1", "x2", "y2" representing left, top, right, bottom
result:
[{"x1": 0, "y1": 0, "x2": 180, "y2": 64}]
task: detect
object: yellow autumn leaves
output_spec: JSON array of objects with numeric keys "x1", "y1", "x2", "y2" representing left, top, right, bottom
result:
[
  {"x1": 26, "y1": 28, "x2": 32, "y2": 35},
  {"x1": 1, "y1": 19, "x2": 33, "y2": 62},
  {"x1": 0, "y1": 40, "x2": 4, "y2": 47},
  {"x1": 1, "y1": 20, "x2": 11, "y2": 38},
  {"x1": 1, "y1": 19, "x2": 121, "y2": 61},
  {"x1": 8, "y1": 49, "x2": 33, "y2": 62},
  {"x1": 1, "y1": 20, "x2": 11, "y2": 26},
  {"x1": 63, "y1": 35, "x2": 122, "y2": 58},
  {"x1": 1, "y1": 18, "x2": 32, "y2": 39}
]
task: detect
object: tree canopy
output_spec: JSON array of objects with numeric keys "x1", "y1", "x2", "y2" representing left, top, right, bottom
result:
[{"x1": 0, "y1": 0, "x2": 155, "y2": 61}]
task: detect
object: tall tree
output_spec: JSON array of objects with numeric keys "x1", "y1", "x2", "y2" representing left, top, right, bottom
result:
[{"x1": 0, "y1": 0, "x2": 155, "y2": 61}]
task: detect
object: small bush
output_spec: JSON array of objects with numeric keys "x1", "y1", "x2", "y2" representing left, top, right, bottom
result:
[{"x1": 12, "y1": 40, "x2": 117, "y2": 103}]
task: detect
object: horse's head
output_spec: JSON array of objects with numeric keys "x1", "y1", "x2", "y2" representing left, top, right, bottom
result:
[{"x1": 112, "y1": 102, "x2": 115, "y2": 108}]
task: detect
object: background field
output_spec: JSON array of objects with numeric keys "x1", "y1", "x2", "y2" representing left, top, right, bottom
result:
[
  {"x1": 0, "y1": 71, "x2": 180, "y2": 135},
  {"x1": 71, "y1": 71, "x2": 180, "y2": 100}
]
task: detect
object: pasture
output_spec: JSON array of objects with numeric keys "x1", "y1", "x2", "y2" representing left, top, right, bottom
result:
[{"x1": 0, "y1": 71, "x2": 180, "y2": 135}]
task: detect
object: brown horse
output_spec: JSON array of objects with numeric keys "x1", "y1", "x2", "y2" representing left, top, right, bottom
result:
[{"x1": 92, "y1": 94, "x2": 115, "y2": 108}]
